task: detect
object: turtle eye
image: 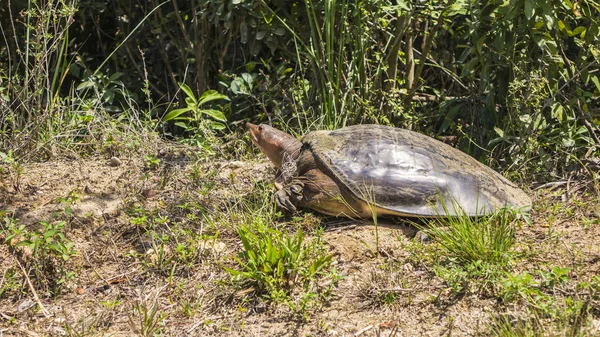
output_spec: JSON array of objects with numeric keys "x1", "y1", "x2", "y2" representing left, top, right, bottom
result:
[{"x1": 258, "y1": 125, "x2": 263, "y2": 131}]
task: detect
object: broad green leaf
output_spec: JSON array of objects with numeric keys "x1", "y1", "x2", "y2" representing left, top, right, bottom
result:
[
  {"x1": 524, "y1": 0, "x2": 534, "y2": 20},
  {"x1": 558, "y1": 20, "x2": 573, "y2": 36},
  {"x1": 591, "y1": 75, "x2": 600, "y2": 93},
  {"x1": 572, "y1": 26, "x2": 586, "y2": 36},
  {"x1": 174, "y1": 122, "x2": 189, "y2": 129},
  {"x1": 519, "y1": 114, "x2": 532, "y2": 124},
  {"x1": 240, "y1": 20, "x2": 248, "y2": 44},
  {"x1": 585, "y1": 24, "x2": 599, "y2": 44},
  {"x1": 591, "y1": 46, "x2": 600, "y2": 61},
  {"x1": 45, "y1": 229, "x2": 58, "y2": 238},
  {"x1": 562, "y1": 138, "x2": 575, "y2": 147},
  {"x1": 256, "y1": 30, "x2": 267, "y2": 40},
  {"x1": 109, "y1": 72, "x2": 123, "y2": 81},
  {"x1": 178, "y1": 82, "x2": 197, "y2": 103},
  {"x1": 494, "y1": 127, "x2": 504, "y2": 138},
  {"x1": 561, "y1": 0, "x2": 573, "y2": 10},
  {"x1": 231, "y1": 80, "x2": 241, "y2": 94},
  {"x1": 445, "y1": 3, "x2": 467, "y2": 16},
  {"x1": 551, "y1": 103, "x2": 565, "y2": 121},
  {"x1": 198, "y1": 90, "x2": 228, "y2": 105},
  {"x1": 15, "y1": 240, "x2": 33, "y2": 248},
  {"x1": 49, "y1": 242, "x2": 61, "y2": 252},
  {"x1": 394, "y1": 0, "x2": 410, "y2": 11},
  {"x1": 163, "y1": 107, "x2": 192, "y2": 121},
  {"x1": 76, "y1": 80, "x2": 95, "y2": 91},
  {"x1": 210, "y1": 122, "x2": 226, "y2": 130},
  {"x1": 241, "y1": 73, "x2": 253, "y2": 85},
  {"x1": 533, "y1": 21, "x2": 545, "y2": 29}
]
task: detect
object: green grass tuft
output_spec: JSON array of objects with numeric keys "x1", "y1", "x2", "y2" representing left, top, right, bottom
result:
[{"x1": 421, "y1": 204, "x2": 525, "y2": 267}]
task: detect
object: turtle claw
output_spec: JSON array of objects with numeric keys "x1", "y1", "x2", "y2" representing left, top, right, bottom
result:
[
  {"x1": 275, "y1": 189, "x2": 297, "y2": 213},
  {"x1": 275, "y1": 185, "x2": 304, "y2": 213}
]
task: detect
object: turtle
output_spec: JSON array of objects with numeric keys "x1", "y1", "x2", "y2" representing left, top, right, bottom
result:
[{"x1": 247, "y1": 123, "x2": 531, "y2": 218}]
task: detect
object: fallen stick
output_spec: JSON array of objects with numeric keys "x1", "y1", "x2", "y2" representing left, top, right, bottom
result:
[{"x1": 354, "y1": 324, "x2": 373, "y2": 336}]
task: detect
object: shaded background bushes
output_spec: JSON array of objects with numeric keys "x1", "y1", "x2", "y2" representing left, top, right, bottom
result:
[{"x1": 1, "y1": 0, "x2": 599, "y2": 181}]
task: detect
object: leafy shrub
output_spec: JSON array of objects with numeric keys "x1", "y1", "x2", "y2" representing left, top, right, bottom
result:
[{"x1": 163, "y1": 83, "x2": 229, "y2": 149}]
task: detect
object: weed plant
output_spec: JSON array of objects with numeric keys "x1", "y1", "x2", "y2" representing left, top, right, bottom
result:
[
  {"x1": 1, "y1": 215, "x2": 76, "y2": 297},
  {"x1": 227, "y1": 223, "x2": 333, "y2": 299},
  {"x1": 412, "y1": 201, "x2": 529, "y2": 296}
]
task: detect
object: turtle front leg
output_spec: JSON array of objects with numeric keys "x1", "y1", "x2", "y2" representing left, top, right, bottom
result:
[
  {"x1": 275, "y1": 183, "x2": 304, "y2": 213},
  {"x1": 275, "y1": 169, "x2": 365, "y2": 217}
]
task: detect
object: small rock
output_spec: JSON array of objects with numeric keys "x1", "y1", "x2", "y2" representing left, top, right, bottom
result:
[
  {"x1": 226, "y1": 161, "x2": 245, "y2": 169},
  {"x1": 402, "y1": 263, "x2": 414, "y2": 272},
  {"x1": 592, "y1": 319, "x2": 600, "y2": 333},
  {"x1": 199, "y1": 240, "x2": 227, "y2": 256},
  {"x1": 142, "y1": 188, "x2": 156, "y2": 198},
  {"x1": 109, "y1": 157, "x2": 122, "y2": 166},
  {"x1": 17, "y1": 299, "x2": 36, "y2": 312},
  {"x1": 414, "y1": 231, "x2": 432, "y2": 243}
]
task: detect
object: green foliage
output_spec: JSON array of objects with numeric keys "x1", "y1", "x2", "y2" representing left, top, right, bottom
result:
[
  {"x1": 144, "y1": 154, "x2": 161, "y2": 171},
  {"x1": 422, "y1": 205, "x2": 525, "y2": 267},
  {"x1": 163, "y1": 83, "x2": 229, "y2": 148},
  {"x1": 416, "y1": 203, "x2": 531, "y2": 295},
  {"x1": 128, "y1": 299, "x2": 166, "y2": 337},
  {"x1": 125, "y1": 205, "x2": 222, "y2": 277},
  {"x1": 0, "y1": 150, "x2": 24, "y2": 191},
  {"x1": 451, "y1": 0, "x2": 600, "y2": 178},
  {"x1": 2, "y1": 0, "x2": 598, "y2": 179},
  {"x1": 227, "y1": 224, "x2": 333, "y2": 300},
  {"x1": 500, "y1": 267, "x2": 573, "y2": 314},
  {"x1": 434, "y1": 259, "x2": 505, "y2": 295},
  {"x1": 1, "y1": 216, "x2": 76, "y2": 297},
  {"x1": 494, "y1": 267, "x2": 593, "y2": 336},
  {"x1": 0, "y1": 0, "x2": 78, "y2": 156}
]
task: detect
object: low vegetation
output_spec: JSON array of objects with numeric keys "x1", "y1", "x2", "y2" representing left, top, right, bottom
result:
[{"x1": 1, "y1": 0, "x2": 599, "y2": 335}]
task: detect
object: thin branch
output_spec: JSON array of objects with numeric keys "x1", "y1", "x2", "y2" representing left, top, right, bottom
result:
[{"x1": 16, "y1": 259, "x2": 50, "y2": 318}]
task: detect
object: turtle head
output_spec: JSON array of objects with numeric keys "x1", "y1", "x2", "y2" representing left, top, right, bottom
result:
[{"x1": 247, "y1": 123, "x2": 302, "y2": 168}]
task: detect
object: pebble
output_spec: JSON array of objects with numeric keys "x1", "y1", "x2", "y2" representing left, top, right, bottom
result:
[{"x1": 109, "y1": 157, "x2": 122, "y2": 166}]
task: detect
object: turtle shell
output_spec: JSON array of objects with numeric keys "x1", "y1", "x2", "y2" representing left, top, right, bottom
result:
[{"x1": 302, "y1": 125, "x2": 531, "y2": 217}]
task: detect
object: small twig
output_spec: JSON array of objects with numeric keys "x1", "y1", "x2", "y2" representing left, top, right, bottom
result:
[
  {"x1": 15, "y1": 259, "x2": 50, "y2": 318},
  {"x1": 532, "y1": 181, "x2": 568, "y2": 190},
  {"x1": 558, "y1": 60, "x2": 598, "y2": 92},
  {"x1": 565, "y1": 172, "x2": 574, "y2": 201},
  {"x1": 325, "y1": 224, "x2": 357, "y2": 232},
  {"x1": 186, "y1": 321, "x2": 202, "y2": 334},
  {"x1": 411, "y1": 94, "x2": 463, "y2": 102},
  {"x1": 354, "y1": 325, "x2": 374, "y2": 336},
  {"x1": 388, "y1": 324, "x2": 400, "y2": 337},
  {"x1": 0, "y1": 311, "x2": 14, "y2": 320},
  {"x1": 377, "y1": 287, "x2": 418, "y2": 292}
]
